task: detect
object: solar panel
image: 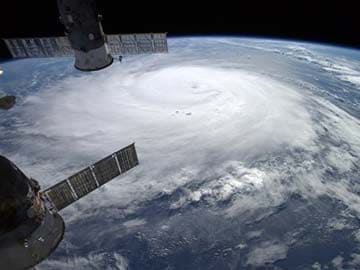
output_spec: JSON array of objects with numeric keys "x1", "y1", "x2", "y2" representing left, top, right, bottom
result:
[
  {"x1": 68, "y1": 167, "x2": 98, "y2": 199},
  {"x1": 42, "y1": 143, "x2": 139, "y2": 211},
  {"x1": 4, "y1": 39, "x2": 27, "y2": 58},
  {"x1": 43, "y1": 180, "x2": 77, "y2": 211},
  {"x1": 117, "y1": 149, "x2": 131, "y2": 172},
  {"x1": 4, "y1": 33, "x2": 166, "y2": 58},
  {"x1": 120, "y1": 34, "x2": 138, "y2": 54},
  {"x1": 55, "y1": 37, "x2": 73, "y2": 56},
  {"x1": 24, "y1": 39, "x2": 42, "y2": 57},
  {"x1": 3, "y1": 37, "x2": 73, "y2": 58},
  {"x1": 135, "y1": 34, "x2": 155, "y2": 53},
  {"x1": 107, "y1": 33, "x2": 168, "y2": 55},
  {"x1": 153, "y1": 33, "x2": 168, "y2": 53},
  {"x1": 128, "y1": 144, "x2": 139, "y2": 165},
  {"x1": 92, "y1": 155, "x2": 120, "y2": 186},
  {"x1": 115, "y1": 143, "x2": 139, "y2": 172},
  {"x1": 39, "y1": 38, "x2": 54, "y2": 57},
  {"x1": 107, "y1": 35, "x2": 122, "y2": 55}
]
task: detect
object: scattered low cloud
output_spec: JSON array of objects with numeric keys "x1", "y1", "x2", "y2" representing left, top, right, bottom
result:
[
  {"x1": 39, "y1": 252, "x2": 128, "y2": 270},
  {"x1": 331, "y1": 255, "x2": 344, "y2": 270},
  {"x1": 246, "y1": 241, "x2": 288, "y2": 266},
  {"x1": 1, "y1": 38, "x2": 360, "y2": 269}
]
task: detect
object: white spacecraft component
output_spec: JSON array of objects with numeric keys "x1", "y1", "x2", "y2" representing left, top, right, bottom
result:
[{"x1": 2, "y1": 0, "x2": 168, "y2": 71}]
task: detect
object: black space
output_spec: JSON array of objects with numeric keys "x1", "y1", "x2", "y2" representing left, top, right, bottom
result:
[{"x1": 0, "y1": 1, "x2": 359, "y2": 58}]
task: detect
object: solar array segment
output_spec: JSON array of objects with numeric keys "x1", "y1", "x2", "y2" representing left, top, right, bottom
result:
[
  {"x1": 3, "y1": 37, "x2": 73, "y2": 58},
  {"x1": 44, "y1": 180, "x2": 76, "y2": 211},
  {"x1": 107, "y1": 33, "x2": 168, "y2": 55},
  {"x1": 4, "y1": 33, "x2": 167, "y2": 58},
  {"x1": 68, "y1": 167, "x2": 98, "y2": 199},
  {"x1": 92, "y1": 155, "x2": 120, "y2": 186},
  {"x1": 42, "y1": 144, "x2": 139, "y2": 211}
]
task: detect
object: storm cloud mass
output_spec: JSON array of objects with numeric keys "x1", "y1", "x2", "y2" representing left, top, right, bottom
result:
[{"x1": 1, "y1": 38, "x2": 360, "y2": 269}]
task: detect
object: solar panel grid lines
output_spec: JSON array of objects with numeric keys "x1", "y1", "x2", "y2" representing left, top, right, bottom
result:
[
  {"x1": 3, "y1": 40, "x2": 15, "y2": 57},
  {"x1": 92, "y1": 154, "x2": 121, "y2": 186},
  {"x1": 116, "y1": 148, "x2": 131, "y2": 172},
  {"x1": 128, "y1": 143, "x2": 139, "y2": 167},
  {"x1": 106, "y1": 35, "x2": 121, "y2": 55},
  {"x1": 117, "y1": 34, "x2": 137, "y2": 55},
  {"x1": 3, "y1": 33, "x2": 167, "y2": 58},
  {"x1": 66, "y1": 179, "x2": 79, "y2": 201},
  {"x1": 113, "y1": 153, "x2": 123, "y2": 174},
  {"x1": 129, "y1": 144, "x2": 139, "y2": 166},
  {"x1": 107, "y1": 33, "x2": 168, "y2": 55},
  {"x1": 3, "y1": 37, "x2": 74, "y2": 58},
  {"x1": 68, "y1": 167, "x2": 98, "y2": 199},
  {"x1": 4, "y1": 39, "x2": 27, "y2": 58},
  {"x1": 89, "y1": 165, "x2": 101, "y2": 187},
  {"x1": 44, "y1": 180, "x2": 77, "y2": 211},
  {"x1": 41, "y1": 143, "x2": 139, "y2": 211}
]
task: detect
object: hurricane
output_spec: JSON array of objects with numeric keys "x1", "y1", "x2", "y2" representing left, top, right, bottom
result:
[{"x1": 1, "y1": 37, "x2": 360, "y2": 269}]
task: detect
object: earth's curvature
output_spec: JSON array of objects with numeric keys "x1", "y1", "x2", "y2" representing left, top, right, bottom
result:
[{"x1": 1, "y1": 37, "x2": 360, "y2": 270}]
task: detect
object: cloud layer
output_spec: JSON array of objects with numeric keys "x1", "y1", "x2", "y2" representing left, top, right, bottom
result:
[{"x1": 1, "y1": 38, "x2": 360, "y2": 269}]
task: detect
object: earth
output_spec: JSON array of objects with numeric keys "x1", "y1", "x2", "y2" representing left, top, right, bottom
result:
[{"x1": 1, "y1": 37, "x2": 360, "y2": 270}]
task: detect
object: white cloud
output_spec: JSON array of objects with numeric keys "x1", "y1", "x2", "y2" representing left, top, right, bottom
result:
[
  {"x1": 327, "y1": 218, "x2": 353, "y2": 231},
  {"x1": 312, "y1": 262, "x2": 322, "y2": 270},
  {"x1": 284, "y1": 45, "x2": 360, "y2": 90},
  {"x1": 326, "y1": 146, "x2": 356, "y2": 173},
  {"x1": 353, "y1": 230, "x2": 360, "y2": 242},
  {"x1": 39, "y1": 252, "x2": 128, "y2": 270},
  {"x1": 340, "y1": 75, "x2": 360, "y2": 88},
  {"x1": 170, "y1": 161, "x2": 267, "y2": 209},
  {"x1": 235, "y1": 242, "x2": 247, "y2": 250},
  {"x1": 350, "y1": 253, "x2": 360, "y2": 267},
  {"x1": 123, "y1": 218, "x2": 147, "y2": 229},
  {"x1": 3, "y1": 47, "x2": 360, "y2": 223},
  {"x1": 1, "y1": 40, "x2": 360, "y2": 260},
  {"x1": 246, "y1": 230, "x2": 263, "y2": 239},
  {"x1": 331, "y1": 255, "x2": 344, "y2": 270},
  {"x1": 5, "y1": 62, "x2": 319, "y2": 212},
  {"x1": 246, "y1": 241, "x2": 288, "y2": 266}
]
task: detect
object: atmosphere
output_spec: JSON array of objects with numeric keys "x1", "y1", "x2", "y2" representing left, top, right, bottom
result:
[{"x1": 1, "y1": 37, "x2": 360, "y2": 269}]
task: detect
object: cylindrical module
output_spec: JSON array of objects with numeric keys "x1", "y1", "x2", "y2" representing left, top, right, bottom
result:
[
  {"x1": 0, "y1": 207, "x2": 65, "y2": 269},
  {"x1": 0, "y1": 156, "x2": 65, "y2": 269},
  {"x1": 57, "y1": 0, "x2": 113, "y2": 71},
  {"x1": 0, "y1": 156, "x2": 31, "y2": 232}
]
